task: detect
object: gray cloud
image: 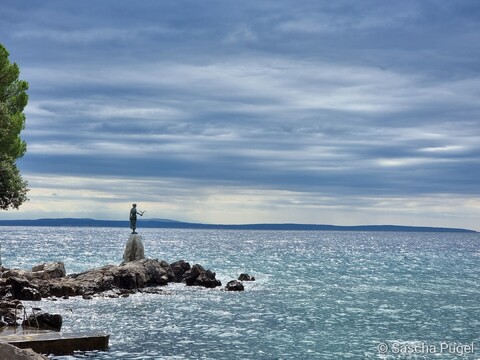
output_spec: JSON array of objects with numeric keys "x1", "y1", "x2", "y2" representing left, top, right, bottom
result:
[{"x1": 2, "y1": 0, "x2": 480, "y2": 229}]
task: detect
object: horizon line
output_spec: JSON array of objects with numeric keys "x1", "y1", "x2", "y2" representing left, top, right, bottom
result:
[{"x1": 0, "y1": 218, "x2": 476, "y2": 233}]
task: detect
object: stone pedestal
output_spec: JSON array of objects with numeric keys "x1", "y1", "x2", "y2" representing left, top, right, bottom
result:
[{"x1": 122, "y1": 234, "x2": 145, "y2": 263}]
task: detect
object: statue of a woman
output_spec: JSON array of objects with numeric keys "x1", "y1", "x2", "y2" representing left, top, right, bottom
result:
[{"x1": 129, "y1": 204, "x2": 145, "y2": 234}]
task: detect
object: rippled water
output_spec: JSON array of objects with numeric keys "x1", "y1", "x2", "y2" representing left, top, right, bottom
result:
[{"x1": 2, "y1": 227, "x2": 479, "y2": 359}]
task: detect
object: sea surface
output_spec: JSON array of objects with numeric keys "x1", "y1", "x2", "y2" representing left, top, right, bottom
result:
[{"x1": 1, "y1": 227, "x2": 479, "y2": 359}]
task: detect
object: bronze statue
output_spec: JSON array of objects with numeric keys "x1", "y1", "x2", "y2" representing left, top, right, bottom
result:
[{"x1": 130, "y1": 204, "x2": 145, "y2": 234}]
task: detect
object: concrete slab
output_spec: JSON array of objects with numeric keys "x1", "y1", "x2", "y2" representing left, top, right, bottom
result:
[{"x1": 0, "y1": 331, "x2": 109, "y2": 355}]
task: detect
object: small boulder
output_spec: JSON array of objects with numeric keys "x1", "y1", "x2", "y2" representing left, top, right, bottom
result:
[
  {"x1": 238, "y1": 273, "x2": 255, "y2": 281},
  {"x1": 225, "y1": 280, "x2": 244, "y2": 291},
  {"x1": 23, "y1": 311, "x2": 63, "y2": 331}
]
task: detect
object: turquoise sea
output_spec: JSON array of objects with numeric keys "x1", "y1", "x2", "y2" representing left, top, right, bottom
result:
[{"x1": 2, "y1": 227, "x2": 479, "y2": 359}]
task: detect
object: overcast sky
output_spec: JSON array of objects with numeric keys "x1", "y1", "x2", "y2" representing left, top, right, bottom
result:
[{"x1": 1, "y1": 0, "x2": 479, "y2": 230}]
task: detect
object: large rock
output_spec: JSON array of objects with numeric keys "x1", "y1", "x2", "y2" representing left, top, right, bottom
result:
[
  {"x1": 31, "y1": 262, "x2": 66, "y2": 280},
  {"x1": 183, "y1": 264, "x2": 221, "y2": 288},
  {"x1": 0, "y1": 258, "x2": 220, "y2": 299},
  {"x1": 2, "y1": 262, "x2": 65, "y2": 281},
  {"x1": 23, "y1": 311, "x2": 62, "y2": 331},
  {"x1": 6, "y1": 277, "x2": 41, "y2": 301},
  {"x1": 0, "y1": 343, "x2": 48, "y2": 360},
  {"x1": 36, "y1": 259, "x2": 170, "y2": 297},
  {"x1": 170, "y1": 260, "x2": 191, "y2": 282},
  {"x1": 123, "y1": 234, "x2": 145, "y2": 263},
  {"x1": 112, "y1": 259, "x2": 170, "y2": 289}
]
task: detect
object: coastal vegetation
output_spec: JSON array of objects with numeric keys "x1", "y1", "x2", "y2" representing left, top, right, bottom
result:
[{"x1": 0, "y1": 43, "x2": 29, "y2": 210}]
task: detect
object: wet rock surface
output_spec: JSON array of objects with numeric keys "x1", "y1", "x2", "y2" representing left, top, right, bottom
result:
[
  {"x1": 238, "y1": 273, "x2": 255, "y2": 281},
  {"x1": 22, "y1": 311, "x2": 63, "y2": 331},
  {"x1": 0, "y1": 258, "x2": 221, "y2": 335},
  {"x1": 0, "y1": 259, "x2": 221, "y2": 301},
  {"x1": 225, "y1": 280, "x2": 245, "y2": 291},
  {"x1": 183, "y1": 264, "x2": 222, "y2": 288},
  {"x1": 0, "y1": 300, "x2": 23, "y2": 326}
]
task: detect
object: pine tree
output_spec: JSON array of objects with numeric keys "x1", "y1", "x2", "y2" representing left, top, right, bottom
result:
[{"x1": 0, "y1": 43, "x2": 29, "y2": 210}]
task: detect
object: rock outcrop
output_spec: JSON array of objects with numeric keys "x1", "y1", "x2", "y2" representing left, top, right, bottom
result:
[
  {"x1": 170, "y1": 260, "x2": 191, "y2": 282},
  {"x1": 1, "y1": 262, "x2": 65, "y2": 282},
  {"x1": 0, "y1": 343, "x2": 48, "y2": 360},
  {"x1": 225, "y1": 280, "x2": 244, "y2": 291},
  {"x1": 31, "y1": 262, "x2": 66, "y2": 280},
  {"x1": 122, "y1": 234, "x2": 145, "y2": 263},
  {"x1": 5, "y1": 277, "x2": 41, "y2": 301},
  {"x1": 0, "y1": 259, "x2": 221, "y2": 301},
  {"x1": 183, "y1": 264, "x2": 222, "y2": 288},
  {"x1": 39, "y1": 258, "x2": 170, "y2": 297}
]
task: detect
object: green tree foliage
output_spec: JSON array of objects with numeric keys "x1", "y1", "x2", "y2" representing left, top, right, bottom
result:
[{"x1": 0, "y1": 43, "x2": 29, "y2": 210}]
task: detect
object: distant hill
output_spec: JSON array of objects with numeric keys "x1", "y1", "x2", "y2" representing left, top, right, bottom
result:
[{"x1": 0, "y1": 218, "x2": 476, "y2": 233}]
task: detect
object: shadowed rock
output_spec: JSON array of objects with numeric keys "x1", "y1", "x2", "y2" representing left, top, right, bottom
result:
[
  {"x1": 183, "y1": 264, "x2": 222, "y2": 288},
  {"x1": 1, "y1": 258, "x2": 221, "y2": 300},
  {"x1": 23, "y1": 311, "x2": 63, "y2": 331},
  {"x1": 170, "y1": 260, "x2": 191, "y2": 282},
  {"x1": 225, "y1": 280, "x2": 244, "y2": 291},
  {"x1": 6, "y1": 277, "x2": 41, "y2": 301},
  {"x1": 0, "y1": 300, "x2": 23, "y2": 326},
  {"x1": 238, "y1": 273, "x2": 255, "y2": 281}
]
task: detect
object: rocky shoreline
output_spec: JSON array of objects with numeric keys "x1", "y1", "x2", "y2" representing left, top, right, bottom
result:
[
  {"x1": 0, "y1": 258, "x2": 254, "y2": 328},
  {"x1": 0, "y1": 239, "x2": 255, "y2": 358},
  {"x1": 0, "y1": 259, "x2": 224, "y2": 303},
  {"x1": 0, "y1": 258, "x2": 223, "y2": 330}
]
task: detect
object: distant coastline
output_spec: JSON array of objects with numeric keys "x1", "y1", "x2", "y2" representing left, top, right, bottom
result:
[{"x1": 0, "y1": 218, "x2": 476, "y2": 233}]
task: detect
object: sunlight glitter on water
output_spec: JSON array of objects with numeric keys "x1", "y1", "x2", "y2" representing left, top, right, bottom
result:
[{"x1": 3, "y1": 227, "x2": 480, "y2": 359}]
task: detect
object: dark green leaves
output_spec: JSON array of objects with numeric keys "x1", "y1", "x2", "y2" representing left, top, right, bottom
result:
[{"x1": 0, "y1": 43, "x2": 29, "y2": 210}]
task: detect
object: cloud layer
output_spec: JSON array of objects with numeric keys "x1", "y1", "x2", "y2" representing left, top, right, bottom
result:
[{"x1": 1, "y1": 0, "x2": 479, "y2": 229}]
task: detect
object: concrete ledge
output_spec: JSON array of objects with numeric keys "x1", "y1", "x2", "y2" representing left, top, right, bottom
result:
[{"x1": 0, "y1": 331, "x2": 109, "y2": 355}]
